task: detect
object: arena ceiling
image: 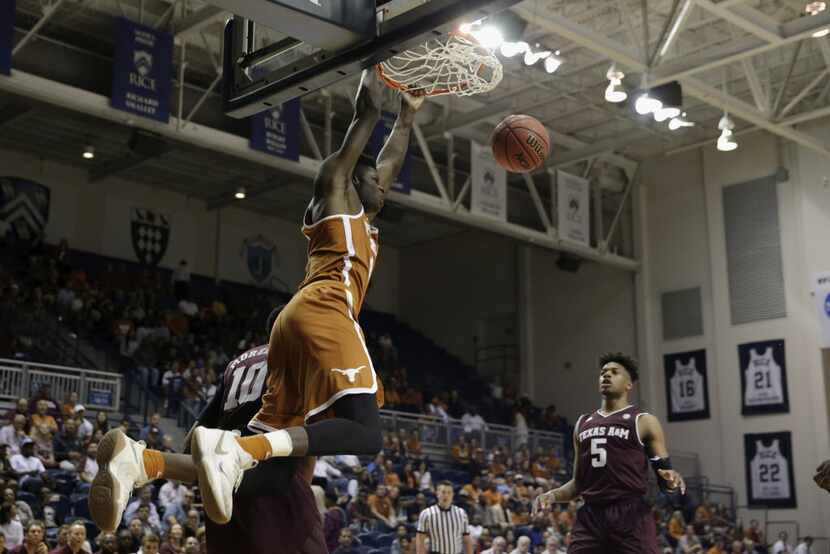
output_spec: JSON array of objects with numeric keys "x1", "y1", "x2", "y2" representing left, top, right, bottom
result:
[{"x1": 1, "y1": 0, "x2": 830, "y2": 253}]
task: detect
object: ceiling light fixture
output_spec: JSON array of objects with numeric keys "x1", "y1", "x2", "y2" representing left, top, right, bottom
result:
[
  {"x1": 668, "y1": 112, "x2": 695, "y2": 130},
  {"x1": 604, "y1": 65, "x2": 627, "y2": 103},
  {"x1": 717, "y1": 113, "x2": 738, "y2": 151},
  {"x1": 653, "y1": 106, "x2": 681, "y2": 122},
  {"x1": 806, "y1": 2, "x2": 828, "y2": 37},
  {"x1": 500, "y1": 41, "x2": 529, "y2": 57},
  {"x1": 235, "y1": 187, "x2": 247, "y2": 200},
  {"x1": 544, "y1": 55, "x2": 562, "y2": 73},
  {"x1": 635, "y1": 92, "x2": 662, "y2": 115},
  {"x1": 82, "y1": 145, "x2": 95, "y2": 160},
  {"x1": 523, "y1": 49, "x2": 551, "y2": 66}
]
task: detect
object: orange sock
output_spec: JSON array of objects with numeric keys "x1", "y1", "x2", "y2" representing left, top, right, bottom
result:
[
  {"x1": 142, "y1": 450, "x2": 165, "y2": 479},
  {"x1": 236, "y1": 435, "x2": 272, "y2": 460}
]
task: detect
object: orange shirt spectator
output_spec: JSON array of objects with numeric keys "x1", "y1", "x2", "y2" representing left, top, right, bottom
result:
[
  {"x1": 406, "y1": 434, "x2": 422, "y2": 456},
  {"x1": 451, "y1": 443, "x2": 470, "y2": 465},
  {"x1": 511, "y1": 510, "x2": 530, "y2": 526},
  {"x1": 482, "y1": 489, "x2": 502, "y2": 506},
  {"x1": 31, "y1": 401, "x2": 58, "y2": 434},
  {"x1": 385, "y1": 387, "x2": 401, "y2": 406},
  {"x1": 369, "y1": 492, "x2": 393, "y2": 519},
  {"x1": 490, "y1": 461, "x2": 506, "y2": 476},
  {"x1": 531, "y1": 460, "x2": 550, "y2": 481},
  {"x1": 462, "y1": 482, "x2": 482, "y2": 504},
  {"x1": 385, "y1": 472, "x2": 401, "y2": 487},
  {"x1": 668, "y1": 513, "x2": 684, "y2": 540}
]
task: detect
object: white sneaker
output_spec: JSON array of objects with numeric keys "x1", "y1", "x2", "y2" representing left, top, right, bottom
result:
[
  {"x1": 191, "y1": 426, "x2": 256, "y2": 524},
  {"x1": 88, "y1": 429, "x2": 152, "y2": 531}
]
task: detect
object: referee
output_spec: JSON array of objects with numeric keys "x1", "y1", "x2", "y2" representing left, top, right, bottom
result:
[{"x1": 416, "y1": 481, "x2": 473, "y2": 554}]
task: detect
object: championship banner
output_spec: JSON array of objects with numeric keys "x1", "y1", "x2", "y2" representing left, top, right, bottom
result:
[
  {"x1": 738, "y1": 339, "x2": 789, "y2": 416},
  {"x1": 744, "y1": 431, "x2": 796, "y2": 509},
  {"x1": 111, "y1": 17, "x2": 173, "y2": 123},
  {"x1": 663, "y1": 349, "x2": 710, "y2": 422},
  {"x1": 368, "y1": 111, "x2": 412, "y2": 194},
  {"x1": 0, "y1": 177, "x2": 50, "y2": 242},
  {"x1": 0, "y1": 0, "x2": 13, "y2": 76},
  {"x1": 250, "y1": 98, "x2": 301, "y2": 161},
  {"x1": 556, "y1": 170, "x2": 590, "y2": 246},
  {"x1": 470, "y1": 140, "x2": 507, "y2": 220},
  {"x1": 812, "y1": 272, "x2": 830, "y2": 348}
]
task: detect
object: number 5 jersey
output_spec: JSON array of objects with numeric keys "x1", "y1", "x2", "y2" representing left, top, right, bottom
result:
[{"x1": 574, "y1": 405, "x2": 650, "y2": 505}]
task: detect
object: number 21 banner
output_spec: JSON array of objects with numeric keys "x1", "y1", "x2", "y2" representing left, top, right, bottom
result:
[
  {"x1": 738, "y1": 339, "x2": 789, "y2": 416},
  {"x1": 744, "y1": 431, "x2": 796, "y2": 509},
  {"x1": 664, "y1": 349, "x2": 710, "y2": 422}
]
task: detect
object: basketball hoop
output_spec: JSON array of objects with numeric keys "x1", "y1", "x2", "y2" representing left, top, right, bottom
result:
[{"x1": 377, "y1": 32, "x2": 503, "y2": 97}]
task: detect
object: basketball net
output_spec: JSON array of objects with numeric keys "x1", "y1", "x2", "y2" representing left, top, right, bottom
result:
[{"x1": 377, "y1": 33, "x2": 503, "y2": 97}]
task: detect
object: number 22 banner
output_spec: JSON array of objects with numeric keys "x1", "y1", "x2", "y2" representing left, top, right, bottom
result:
[
  {"x1": 664, "y1": 349, "x2": 710, "y2": 422},
  {"x1": 738, "y1": 339, "x2": 789, "y2": 416},
  {"x1": 744, "y1": 431, "x2": 796, "y2": 509}
]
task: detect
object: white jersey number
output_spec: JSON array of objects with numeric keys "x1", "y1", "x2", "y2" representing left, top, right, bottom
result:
[
  {"x1": 591, "y1": 438, "x2": 608, "y2": 468},
  {"x1": 223, "y1": 360, "x2": 268, "y2": 411}
]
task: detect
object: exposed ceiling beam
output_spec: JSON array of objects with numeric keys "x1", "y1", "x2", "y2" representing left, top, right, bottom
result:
[
  {"x1": 694, "y1": 0, "x2": 782, "y2": 44},
  {"x1": 173, "y1": 6, "x2": 226, "y2": 39}
]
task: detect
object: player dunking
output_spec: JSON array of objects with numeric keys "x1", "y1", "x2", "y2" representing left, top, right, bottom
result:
[
  {"x1": 88, "y1": 68, "x2": 423, "y2": 540},
  {"x1": 534, "y1": 353, "x2": 686, "y2": 554}
]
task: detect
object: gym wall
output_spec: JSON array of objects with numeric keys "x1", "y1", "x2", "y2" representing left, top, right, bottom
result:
[{"x1": 640, "y1": 127, "x2": 830, "y2": 536}]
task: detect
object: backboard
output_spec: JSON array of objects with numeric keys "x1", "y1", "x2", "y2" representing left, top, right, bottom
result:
[{"x1": 216, "y1": 0, "x2": 523, "y2": 119}]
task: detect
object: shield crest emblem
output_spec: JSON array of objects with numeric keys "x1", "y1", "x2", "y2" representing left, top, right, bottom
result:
[
  {"x1": 134, "y1": 50, "x2": 153, "y2": 76},
  {"x1": 131, "y1": 208, "x2": 170, "y2": 266},
  {"x1": 241, "y1": 235, "x2": 278, "y2": 283},
  {"x1": 0, "y1": 177, "x2": 50, "y2": 241}
]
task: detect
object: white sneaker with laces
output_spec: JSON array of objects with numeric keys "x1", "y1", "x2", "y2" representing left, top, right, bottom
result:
[
  {"x1": 191, "y1": 426, "x2": 257, "y2": 524},
  {"x1": 88, "y1": 429, "x2": 152, "y2": 531}
]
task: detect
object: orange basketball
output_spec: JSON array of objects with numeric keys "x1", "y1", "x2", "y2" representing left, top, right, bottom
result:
[{"x1": 491, "y1": 115, "x2": 551, "y2": 173}]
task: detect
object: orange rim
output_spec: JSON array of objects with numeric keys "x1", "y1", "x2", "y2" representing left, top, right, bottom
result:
[{"x1": 375, "y1": 31, "x2": 485, "y2": 97}]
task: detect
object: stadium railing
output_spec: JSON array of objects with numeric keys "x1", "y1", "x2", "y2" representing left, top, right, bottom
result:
[
  {"x1": 0, "y1": 357, "x2": 122, "y2": 412},
  {"x1": 379, "y1": 408, "x2": 567, "y2": 461}
]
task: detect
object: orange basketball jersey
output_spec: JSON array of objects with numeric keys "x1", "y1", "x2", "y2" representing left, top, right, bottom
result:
[
  {"x1": 299, "y1": 208, "x2": 378, "y2": 318},
  {"x1": 249, "y1": 208, "x2": 384, "y2": 433}
]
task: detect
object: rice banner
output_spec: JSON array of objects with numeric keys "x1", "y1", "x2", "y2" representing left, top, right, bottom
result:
[
  {"x1": 470, "y1": 141, "x2": 507, "y2": 221},
  {"x1": 556, "y1": 170, "x2": 590, "y2": 246}
]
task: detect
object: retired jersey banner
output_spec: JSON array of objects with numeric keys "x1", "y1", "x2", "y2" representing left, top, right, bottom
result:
[
  {"x1": 0, "y1": 177, "x2": 50, "y2": 242},
  {"x1": 368, "y1": 111, "x2": 411, "y2": 194},
  {"x1": 739, "y1": 339, "x2": 789, "y2": 416},
  {"x1": 744, "y1": 431, "x2": 796, "y2": 509},
  {"x1": 250, "y1": 98, "x2": 301, "y2": 161},
  {"x1": 470, "y1": 140, "x2": 507, "y2": 220},
  {"x1": 0, "y1": 0, "x2": 13, "y2": 76},
  {"x1": 557, "y1": 170, "x2": 590, "y2": 246},
  {"x1": 664, "y1": 349, "x2": 710, "y2": 422},
  {"x1": 812, "y1": 272, "x2": 830, "y2": 348},
  {"x1": 111, "y1": 17, "x2": 173, "y2": 123}
]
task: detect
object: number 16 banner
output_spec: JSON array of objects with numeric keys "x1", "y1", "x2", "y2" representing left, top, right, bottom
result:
[{"x1": 664, "y1": 349, "x2": 710, "y2": 422}]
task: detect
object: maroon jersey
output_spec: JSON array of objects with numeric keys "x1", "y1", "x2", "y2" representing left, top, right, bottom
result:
[{"x1": 575, "y1": 405, "x2": 649, "y2": 505}]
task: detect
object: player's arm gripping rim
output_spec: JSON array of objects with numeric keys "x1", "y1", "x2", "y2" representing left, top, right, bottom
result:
[
  {"x1": 533, "y1": 423, "x2": 581, "y2": 514},
  {"x1": 372, "y1": 91, "x2": 424, "y2": 220},
  {"x1": 312, "y1": 69, "x2": 384, "y2": 213}
]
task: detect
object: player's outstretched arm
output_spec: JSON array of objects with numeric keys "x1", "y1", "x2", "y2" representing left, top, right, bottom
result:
[
  {"x1": 639, "y1": 413, "x2": 686, "y2": 494},
  {"x1": 374, "y1": 92, "x2": 424, "y2": 201},
  {"x1": 317, "y1": 69, "x2": 384, "y2": 192},
  {"x1": 533, "y1": 429, "x2": 580, "y2": 514}
]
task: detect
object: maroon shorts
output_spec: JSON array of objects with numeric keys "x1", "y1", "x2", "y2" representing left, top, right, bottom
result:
[
  {"x1": 205, "y1": 466, "x2": 326, "y2": 554},
  {"x1": 568, "y1": 498, "x2": 659, "y2": 554}
]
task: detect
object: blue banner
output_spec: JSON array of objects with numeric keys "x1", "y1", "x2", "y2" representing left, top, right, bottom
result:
[
  {"x1": 0, "y1": 0, "x2": 13, "y2": 76},
  {"x1": 369, "y1": 111, "x2": 412, "y2": 194},
  {"x1": 250, "y1": 98, "x2": 301, "y2": 161},
  {"x1": 111, "y1": 17, "x2": 173, "y2": 123}
]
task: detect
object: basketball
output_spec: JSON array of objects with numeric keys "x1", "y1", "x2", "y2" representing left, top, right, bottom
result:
[{"x1": 491, "y1": 115, "x2": 551, "y2": 173}]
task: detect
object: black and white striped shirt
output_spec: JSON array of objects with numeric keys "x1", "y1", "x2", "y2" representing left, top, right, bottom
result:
[{"x1": 417, "y1": 504, "x2": 469, "y2": 554}]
